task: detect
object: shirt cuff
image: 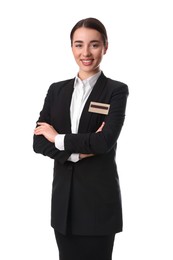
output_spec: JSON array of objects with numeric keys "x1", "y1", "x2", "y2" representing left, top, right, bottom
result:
[
  {"x1": 68, "y1": 153, "x2": 80, "y2": 163},
  {"x1": 55, "y1": 134, "x2": 65, "y2": 150}
]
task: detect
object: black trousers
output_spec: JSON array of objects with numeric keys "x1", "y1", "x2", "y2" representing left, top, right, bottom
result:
[{"x1": 54, "y1": 230, "x2": 115, "y2": 260}]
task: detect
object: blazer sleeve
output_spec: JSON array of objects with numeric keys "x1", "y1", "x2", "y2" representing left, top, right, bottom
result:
[
  {"x1": 64, "y1": 84, "x2": 129, "y2": 154},
  {"x1": 33, "y1": 84, "x2": 71, "y2": 164}
]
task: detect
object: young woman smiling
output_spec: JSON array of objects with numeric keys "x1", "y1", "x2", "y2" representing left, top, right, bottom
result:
[{"x1": 33, "y1": 17, "x2": 129, "y2": 260}]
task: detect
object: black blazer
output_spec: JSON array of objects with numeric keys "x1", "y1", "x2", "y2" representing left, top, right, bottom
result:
[{"x1": 33, "y1": 72, "x2": 129, "y2": 236}]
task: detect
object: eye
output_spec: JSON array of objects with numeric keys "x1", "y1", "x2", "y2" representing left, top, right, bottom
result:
[
  {"x1": 75, "y1": 44, "x2": 83, "y2": 48},
  {"x1": 90, "y1": 43, "x2": 100, "y2": 48}
]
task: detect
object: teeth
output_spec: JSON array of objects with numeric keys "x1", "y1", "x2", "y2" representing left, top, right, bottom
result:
[{"x1": 82, "y1": 60, "x2": 92, "y2": 63}]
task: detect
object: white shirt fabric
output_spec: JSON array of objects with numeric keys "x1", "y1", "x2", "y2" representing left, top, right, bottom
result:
[{"x1": 55, "y1": 71, "x2": 101, "y2": 162}]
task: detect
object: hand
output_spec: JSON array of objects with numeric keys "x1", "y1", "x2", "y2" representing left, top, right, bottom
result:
[
  {"x1": 96, "y1": 121, "x2": 105, "y2": 133},
  {"x1": 79, "y1": 122, "x2": 105, "y2": 159},
  {"x1": 34, "y1": 122, "x2": 58, "y2": 143}
]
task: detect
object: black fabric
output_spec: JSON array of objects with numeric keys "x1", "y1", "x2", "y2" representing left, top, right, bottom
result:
[
  {"x1": 54, "y1": 230, "x2": 115, "y2": 260},
  {"x1": 33, "y1": 72, "x2": 129, "y2": 235}
]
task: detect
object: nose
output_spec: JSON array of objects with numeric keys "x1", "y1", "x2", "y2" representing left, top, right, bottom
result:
[{"x1": 82, "y1": 46, "x2": 91, "y2": 57}]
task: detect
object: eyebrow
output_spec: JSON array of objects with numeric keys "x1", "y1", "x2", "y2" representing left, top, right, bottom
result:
[{"x1": 73, "y1": 40, "x2": 101, "y2": 43}]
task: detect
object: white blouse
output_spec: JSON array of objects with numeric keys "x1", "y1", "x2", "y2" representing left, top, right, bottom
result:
[{"x1": 55, "y1": 71, "x2": 101, "y2": 162}]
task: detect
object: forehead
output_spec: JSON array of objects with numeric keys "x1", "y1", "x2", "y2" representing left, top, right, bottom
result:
[{"x1": 72, "y1": 27, "x2": 102, "y2": 42}]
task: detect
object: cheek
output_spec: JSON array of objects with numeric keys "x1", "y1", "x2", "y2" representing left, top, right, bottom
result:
[
  {"x1": 94, "y1": 51, "x2": 104, "y2": 60},
  {"x1": 72, "y1": 47, "x2": 77, "y2": 56},
  {"x1": 72, "y1": 50, "x2": 81, "y2": 60}
]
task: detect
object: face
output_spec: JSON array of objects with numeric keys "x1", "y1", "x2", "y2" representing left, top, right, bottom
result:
[{"x1": 71, "y1": 27, "x2": 108, "y2": 79}]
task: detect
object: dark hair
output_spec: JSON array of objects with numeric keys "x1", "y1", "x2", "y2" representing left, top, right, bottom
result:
[{"x1": 70, "y1": 17, "x2": 108, "y2": 46}]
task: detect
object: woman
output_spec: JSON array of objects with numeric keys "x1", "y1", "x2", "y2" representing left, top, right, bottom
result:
[{"x1": 33, "y1": 17, "x2": 129, "y2": 260}]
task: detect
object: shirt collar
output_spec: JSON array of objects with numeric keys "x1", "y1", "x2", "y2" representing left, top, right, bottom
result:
[{"x1": 74, "y1": 71, "x2": 101, "y2": 89}]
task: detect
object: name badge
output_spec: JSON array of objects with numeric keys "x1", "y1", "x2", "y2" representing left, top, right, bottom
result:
[{"x1": 88, "y1": 102, "x2": 110, "y2": 115}]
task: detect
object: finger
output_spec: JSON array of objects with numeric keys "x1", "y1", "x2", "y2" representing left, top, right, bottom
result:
[
  {"x1": 37, "y1": 122, "x2": 47, "y2": 126},
  {"x1": 96, "y1": 122, "x2": 105, "y2": 133},
  {"x1": 99, "y1": 122, "x2": 105, "y2": 130},
  {"x1": 34, "y1": 128, "x2": 42, "y2": 134},
  {"x1": 101, "y1": 121, "x2": 105, "y2": 128},
  {"x1": 34, "y1": 129, "x2": 43, "y2": 135}
]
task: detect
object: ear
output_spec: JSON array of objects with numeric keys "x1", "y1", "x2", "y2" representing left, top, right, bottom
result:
[{"x1": 104, "y1": 42, "x2": 108, "y2": 54}]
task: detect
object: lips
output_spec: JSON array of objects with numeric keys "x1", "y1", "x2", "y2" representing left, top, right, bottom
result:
[{"x1": 81, "y1": 59, "x2": 93, "y2": 66}]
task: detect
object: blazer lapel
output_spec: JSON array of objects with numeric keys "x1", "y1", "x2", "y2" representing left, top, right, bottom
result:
[
  {"x1": 78, "y1": 72, "x2": 107, "y2": 133},
  {"x1": 55, "y1": 79, "x2": 74, "y2": 134}
]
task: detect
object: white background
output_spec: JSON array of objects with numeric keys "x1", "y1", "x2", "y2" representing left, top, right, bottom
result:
[{"x1": 0, "y1": 0, "x2": 173, "y2": 259}]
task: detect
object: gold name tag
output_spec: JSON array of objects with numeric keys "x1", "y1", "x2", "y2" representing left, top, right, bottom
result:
[{"x1": 88, "y1": 102, "x2": 110, "y2": 115}]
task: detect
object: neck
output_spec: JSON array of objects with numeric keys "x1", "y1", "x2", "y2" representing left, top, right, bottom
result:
[{"x1": 78, "y1": 69, "x2": 100, "y2": 80}]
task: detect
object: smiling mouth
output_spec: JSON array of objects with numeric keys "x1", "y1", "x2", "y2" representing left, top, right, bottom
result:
[{"x1": 81, "y1": 59, "x2": 94, "y2": 65}]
